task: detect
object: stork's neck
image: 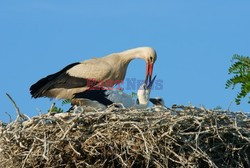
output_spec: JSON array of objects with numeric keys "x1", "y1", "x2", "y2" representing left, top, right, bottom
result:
[
  {"x1": 101, "y1": 47, "x2": 152, "y2": 80},
  {"x1": 119, "y1": 47, "x2": 150, "y2": 63},
  {"x1": 103, "y1": 47, "x2": 150, "y2": 65}
]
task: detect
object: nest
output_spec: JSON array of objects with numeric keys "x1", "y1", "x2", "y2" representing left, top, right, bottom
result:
[{"x1": 0, "y1": 105, "x2": 250, "y2": 168}]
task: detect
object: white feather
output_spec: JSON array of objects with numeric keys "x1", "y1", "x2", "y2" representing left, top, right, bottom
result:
[{"x1": 105, "y1": 90, "x2": 136, "y2": 108}]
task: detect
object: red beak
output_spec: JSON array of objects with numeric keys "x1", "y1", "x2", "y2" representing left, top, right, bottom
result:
[{"x1": 145, "y1": 62, "x2": 154, "y2": 82}]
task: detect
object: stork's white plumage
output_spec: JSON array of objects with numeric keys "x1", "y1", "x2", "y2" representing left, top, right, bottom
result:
[
  {"x1": 30, "y1": 47, "x2": 157, "y2": 101},
  {"x1": 72, "y1": 76, "x2": 156, "y2": 110}
]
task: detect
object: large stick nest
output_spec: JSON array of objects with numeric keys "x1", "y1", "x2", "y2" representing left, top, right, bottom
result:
[{"x1": 0, "y1": 105, "x2": 250, "y2": 168}]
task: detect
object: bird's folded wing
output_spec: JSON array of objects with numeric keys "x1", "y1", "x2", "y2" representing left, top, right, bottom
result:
[
  {"x1": 30, "y1": 59, "x2": 112, "y2": 98},
  {"x1": 67, "y1": 59, "x2": 112, "y2": 80}
]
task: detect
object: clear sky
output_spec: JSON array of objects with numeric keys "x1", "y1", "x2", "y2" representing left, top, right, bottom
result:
[{"x1": 0, "y1": 0, "x2": 249, "y2": 122}]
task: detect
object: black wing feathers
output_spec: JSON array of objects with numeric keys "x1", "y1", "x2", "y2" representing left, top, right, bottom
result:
[
  {"x1": 73, "y1": 88, "x2": 113, "y2": 106},
  {"x1": 30, "y1": 62, "x2": 82, "y2": 98}
]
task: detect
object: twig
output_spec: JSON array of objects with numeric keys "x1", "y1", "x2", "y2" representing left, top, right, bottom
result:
[
  {"x1": 22, "y1": 140, "x2": 36, "y2": 168},
  {"x1": 227, "y1": 101, "x2": 233, "y2": 112},
  {"x1": 132, "y1": 124, "x2": 149, "y2": 154},
  {"x1": 68, "y1": 139, "x2": 81, "y2": 156},
  {"x1": 61, "y1": 123, "x2": 75, "y2": 140},
  {"x1": 5, "y1": 112, "x2": 12, "y2": 123},
  {"x1": 115, "y1": 154, "x2": 128, "y2": 167},
  {"x1": 43, "y1": 133, "x2": 49, "y2": 161},
  {"x1": 49, "y1": 102, "x2": 55, "y2": 115},
  {"x1": 6, "y1": 93, "x2": 24, "y2": 121}
]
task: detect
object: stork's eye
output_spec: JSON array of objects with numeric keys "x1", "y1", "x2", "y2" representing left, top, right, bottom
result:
[{"x1": 150, "y1": 56, "x2": 153, "y2": 62}]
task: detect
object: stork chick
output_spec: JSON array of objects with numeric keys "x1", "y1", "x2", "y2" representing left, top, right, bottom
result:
[{"x1": 150, "y1": 97, "x2": 168, "y2": 112}]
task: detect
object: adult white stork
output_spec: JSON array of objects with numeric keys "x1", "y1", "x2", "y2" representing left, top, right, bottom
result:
[
  {"x1": 30, "y1": 47, "x2": 157, "y2": 101},
  {"x1": 72, "y1": 75, "x2": 157, "y2": 111}
]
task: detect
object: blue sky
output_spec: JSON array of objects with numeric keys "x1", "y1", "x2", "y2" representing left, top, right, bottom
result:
[{"x1": 0, "y1": 0, "x2": 249, "y2": 122}]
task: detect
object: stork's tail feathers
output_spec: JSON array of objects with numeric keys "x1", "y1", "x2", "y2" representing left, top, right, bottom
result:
[
  {"x1": 30, "y1": 74, "x2": 56, "y2": 98},
  {"x1": 30, "y1": 62, "x2": 80, "y2": 98}
]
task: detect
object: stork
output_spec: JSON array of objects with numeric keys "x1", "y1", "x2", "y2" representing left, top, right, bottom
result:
[
  {"x1": 149, "y1": 97, "x2": 165, "y2": 106},
  {"x1": 149, "y1": 97, "x2": 168, "y2": 112},
  {"x1": 30, "y1": 47, "x2": 157, "y2": 102},
  {"x1": 72, "y1": 75, "x2": 157, "y2": 111}
]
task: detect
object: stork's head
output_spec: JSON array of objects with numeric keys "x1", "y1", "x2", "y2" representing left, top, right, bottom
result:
[
  {"x1": 121, "y1": 47, "x2": 157, "y2": 82},
  {"x1": 137, "y1": 75, "x2": 156, "y2": 105}
]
